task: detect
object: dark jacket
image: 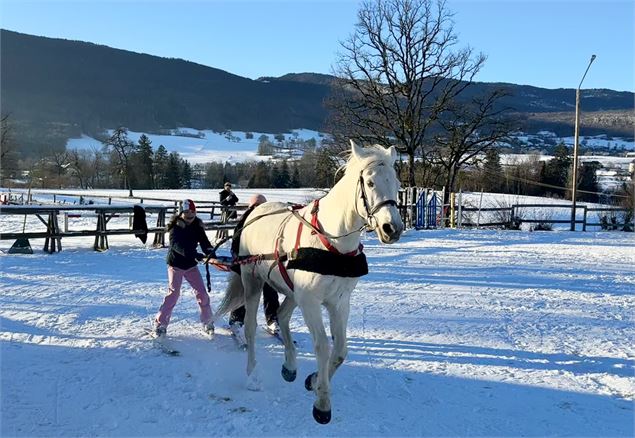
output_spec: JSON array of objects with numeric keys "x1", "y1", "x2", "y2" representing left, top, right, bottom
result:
[
  {"x1": 219, "y1": 189, "x2": 239, "y2": 219},
  {"x1": 219, "y1": 189, "x2": 238, "y2": 206},
  {"x1": 166, "y1": 215, "x2": 213, "y2": 270}
]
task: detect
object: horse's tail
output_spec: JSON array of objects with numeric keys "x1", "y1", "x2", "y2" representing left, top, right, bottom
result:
[{"x1": 213, "y1": 272, "x2": 245, "y2": 321}]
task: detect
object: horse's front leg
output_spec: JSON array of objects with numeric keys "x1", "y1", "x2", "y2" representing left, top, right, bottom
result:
[
  {"x1": 242, "y1": 273, "x2": 264, "y2": 389},
  {"x1": 325, "y1": 290, "x2": 351, "y2": 381},
  {"x1": 277, "y1": 294, "x2": 297, "y2": 382},
  {"x1": 299, "y1": 297, "x2": 332, "y2": 424}
]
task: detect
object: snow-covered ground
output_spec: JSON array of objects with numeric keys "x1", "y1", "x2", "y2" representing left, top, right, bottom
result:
[{"x1": 1, "y1": 190, "x2": 634, "y2": 436}]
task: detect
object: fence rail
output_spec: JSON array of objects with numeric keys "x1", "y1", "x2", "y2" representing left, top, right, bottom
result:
[{"x1": 0, "y1": 203, "x2": 242, "y2": 253}]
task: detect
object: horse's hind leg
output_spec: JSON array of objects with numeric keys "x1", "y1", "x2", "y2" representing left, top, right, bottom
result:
[
  {"x1": 277, "y1": 295, "x2": 297, "y2": 382},
  {"x1": 299, "y1": 299, "x2": 332, "y2": 424},
  {"x1": 242, "y1": 273, "x2": 264, "y2": 386}
]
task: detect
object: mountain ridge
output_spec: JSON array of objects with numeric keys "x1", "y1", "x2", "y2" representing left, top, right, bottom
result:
[{"x1": 1, "y1": 29, "x2": 633, "y2": 157}]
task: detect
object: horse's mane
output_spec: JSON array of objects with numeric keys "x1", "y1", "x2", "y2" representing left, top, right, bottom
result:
[{"x1": 338, "y1": 144, "x2": 394, "y2": 177}]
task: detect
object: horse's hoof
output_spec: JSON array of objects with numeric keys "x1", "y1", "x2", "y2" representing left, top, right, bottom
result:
[
  {"x1": 313, "y1": 406, "x2": 331, "y2": 424},
  {"x1": 304, "y1": 372, "x2": 317, "y2": 391},
  {"x1": 281, "y1": 365, "x2": 297, "y2": 382}
]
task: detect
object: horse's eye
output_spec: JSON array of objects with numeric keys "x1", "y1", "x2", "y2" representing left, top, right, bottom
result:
[{"x1": 367, "y1": 180, "x2": 375, "y2": 188}]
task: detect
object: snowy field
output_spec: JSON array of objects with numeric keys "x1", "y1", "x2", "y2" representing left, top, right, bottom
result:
[
  {"x1": 1, "y1": 197, "x2": 634, "y2": 436},
  {"x1": 66, "y1": 128, "x2": 325, "y2": 165},
  {"x1": 65, "y1": 128, "x2": 634, "y2": 166}
]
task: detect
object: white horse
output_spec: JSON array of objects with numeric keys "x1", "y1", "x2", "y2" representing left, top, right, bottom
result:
[{"x1": 214, "y1": 140, "x2": 403, "y2": 424}]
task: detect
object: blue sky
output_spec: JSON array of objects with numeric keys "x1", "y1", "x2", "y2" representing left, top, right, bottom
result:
[{"x1": 1, "y1": 0, "x2": 633, "y2": 91}]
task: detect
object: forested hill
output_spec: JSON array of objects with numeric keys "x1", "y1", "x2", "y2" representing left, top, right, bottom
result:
[
  {"x1": 0, "y1": 29, "x2": 329, "y2": 137},
  {"x1": 1, "y1": 29, "x2": 634, "y2": 156}
]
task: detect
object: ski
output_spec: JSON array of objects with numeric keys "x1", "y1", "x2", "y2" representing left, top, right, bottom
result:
[
  {"x1": 261, "y1": 324, "x2": 298, "y2": 347},
  {"x1": 226, "y1": 324, "x2": 247, "y2": 350},
  {"x1": 143, "y1": 329, "x2": 181, "y2": 356}
]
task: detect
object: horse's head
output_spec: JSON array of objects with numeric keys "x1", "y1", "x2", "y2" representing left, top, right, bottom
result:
[{"x1": 348, "y1": 140, "x2": 404, "y2": 244}]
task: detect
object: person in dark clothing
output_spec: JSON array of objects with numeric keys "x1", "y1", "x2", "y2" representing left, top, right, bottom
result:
[
  {"x1": 217, "y1": 182, "x2": 239, "y2": 240},
  {"x1": 153, "y1": 199, "x2": 216, "y2": 338},
  {"x1": 228, "y1": 194, "x2": 281, "y2": 336},
  {"x1": 219, "y1": 182, "x2": 239, "y2": 219}
]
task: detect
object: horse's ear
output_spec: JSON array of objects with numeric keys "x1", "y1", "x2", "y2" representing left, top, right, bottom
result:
[
  {"x1": 349, "y1": 139, "x2": 364, "y2": 158},
  {"x1": 388, "y1": 146, "x2": 397, "y2": 162}
]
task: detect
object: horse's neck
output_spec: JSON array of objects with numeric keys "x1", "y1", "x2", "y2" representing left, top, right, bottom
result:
[{"x1": 312, "y1": 174, "x2": 365, "y2": 252}]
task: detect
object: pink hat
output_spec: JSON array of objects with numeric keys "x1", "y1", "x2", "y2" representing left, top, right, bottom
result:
[
  {"x1": 182, "y1": 199, "x2": 196, "y2": 213},
  {"x1": 249, "y1": 194, "x2": 267, "y2": 207}
]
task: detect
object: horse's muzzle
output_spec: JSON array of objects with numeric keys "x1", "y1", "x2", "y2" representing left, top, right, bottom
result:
[{"x1": 379, "y1": 221, "x2": 403, "y2": 243}]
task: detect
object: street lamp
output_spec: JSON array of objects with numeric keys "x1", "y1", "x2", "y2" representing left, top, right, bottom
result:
[{"x1": 570, "y1": 54, "x2": 597, "y2": 231}]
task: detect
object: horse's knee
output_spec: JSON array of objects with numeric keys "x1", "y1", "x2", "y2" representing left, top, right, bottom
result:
[{"x1": 313, "y1": 340, "x2": 329, "y2": 358}]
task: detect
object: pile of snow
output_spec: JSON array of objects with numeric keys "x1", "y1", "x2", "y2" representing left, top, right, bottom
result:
[{"x1": 1, "y1": 189, "x2": 633, "y2": 436}]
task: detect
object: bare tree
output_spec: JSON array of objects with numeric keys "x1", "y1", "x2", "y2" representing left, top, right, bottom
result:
[
  {"x1": 50, "y1": 151, "x2": 71, "y2": 189},
  {"x1": 68, "y1": 149, "x2": 96, "y2": 189},
  {"x1": 1, "y1": 113, "x2": 19, "y2": 185},
  {"x1": 329, "y1": 0, "x2": 486, "y2": 186},
  {"x1": 105, "y1": 127, "x2": 136, "y2": 195},
  {"x1": 428, "y1": 90, "x2": 516, "y2": 201}
]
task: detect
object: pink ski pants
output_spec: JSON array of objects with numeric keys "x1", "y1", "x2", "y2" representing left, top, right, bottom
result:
[{"x1": 155, "y1": 265, "x2": 212, "y2": 327}]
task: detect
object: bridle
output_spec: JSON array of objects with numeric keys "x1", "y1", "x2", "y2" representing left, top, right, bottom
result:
[{"x1": 356, "y1": 162, "x2": 399, "y2": 231}]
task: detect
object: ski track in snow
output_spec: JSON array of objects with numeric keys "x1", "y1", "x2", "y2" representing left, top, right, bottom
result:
[{"x1": 1, "y1": 228, "x2": 634, "y2": 437}]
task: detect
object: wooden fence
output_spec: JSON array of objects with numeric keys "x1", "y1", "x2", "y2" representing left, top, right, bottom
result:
[{"x1": 0, "y1": 202, "x2": 246, "y2": 253}]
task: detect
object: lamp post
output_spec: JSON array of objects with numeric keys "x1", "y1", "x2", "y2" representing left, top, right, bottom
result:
[{"x1": 570, "y1": 54, "x2": 596, "y2": 231}]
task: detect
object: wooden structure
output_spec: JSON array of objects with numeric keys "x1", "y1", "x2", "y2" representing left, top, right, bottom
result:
[{"x1": 0, "y1": 204, "x2": 243, "y2": 253}]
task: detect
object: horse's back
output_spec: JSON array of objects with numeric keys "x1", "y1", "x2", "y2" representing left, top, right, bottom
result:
[{"x1": 239, "y1": 201, "x2": 293, "y2": 255}]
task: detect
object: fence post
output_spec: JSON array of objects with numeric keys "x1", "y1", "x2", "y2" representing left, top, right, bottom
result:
[
  {"x1": 450, "y1": 192, "x2": 455, "y2": 229},
  {"x1": 476, "y1": 189, "x2": 484, "y2": 228},
  {"x1": 457, "y1": 190, "x2": 463, "y2": 228},
  {"x1": 153, "y1": 208, "x2": 167, "y2": 248},
  {"x1": 583, "y1": 205, "x2": 588, "y2": 231},
  {"x1": 44, "y1": 212, "x2": 62, "y2": 253}
]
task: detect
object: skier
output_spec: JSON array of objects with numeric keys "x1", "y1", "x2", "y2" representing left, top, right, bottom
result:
[
  {"x1": 228, "y1": 194, "x2": 280, "y2": 339},
  {"x1": 153, "y1": 199, "x2": 215, "y2": 337}
]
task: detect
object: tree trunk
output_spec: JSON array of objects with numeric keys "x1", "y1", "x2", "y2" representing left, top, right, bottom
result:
[{"x1": 408, "y1": 153, "x2": 416, "y2": 187}]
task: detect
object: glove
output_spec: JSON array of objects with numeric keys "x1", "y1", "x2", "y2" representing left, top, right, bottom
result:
[
  {"x1": 196, "y1": 252, "x2": 207, "y2": 262},
  {"x1": 205, "y1": 249, "x2": 217, "y2": 259}
]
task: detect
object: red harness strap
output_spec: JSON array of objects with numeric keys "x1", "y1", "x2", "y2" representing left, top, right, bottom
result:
[
  {"x1": 274, "y1": 200, "x2": 365, "y2": 291},
  {"x1": 309, "y1": 199, "x2": 362, "y2": 256},
  {"x1": 275, "y1": 236, "x2": 295, "y2": 291}
]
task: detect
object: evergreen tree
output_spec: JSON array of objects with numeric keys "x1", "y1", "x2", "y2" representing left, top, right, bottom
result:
[
  {"x1": 153, "y1": 145, "x2": 169, "y2": 189},
  {"x1": 270, "y1": 163, "x2": 280, "y2": 188},
  {"x1": 180, "y1": 160, "x2": 193, "y2": 189},
  {"x1": 131, "y1": 134, "x2": 154, "y2": 189},
  {"x1": 482, "y1": 148, "x2": 503, "y2": 192},
  {"x1": 290, "y1": 164, "x2": 301, "y2": 188},
  {"x1": 249, "y1": 161, "x2": 271, "y2": 188},
  {"x1": 540, "y1": 143, "x2": 571, "y2": 197},
  {"x1": 165, "y1": 152, "x2": 182, "y2": 188},
  {"x1": 272, "y1": 160, "x2": 291, "y2": 188},
  {"x1": 578, "y1": 161, "x2": 600, "y2": 202},
  {"x1": 315, "y1": 148, "x2": 337, "y2": 188}
]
